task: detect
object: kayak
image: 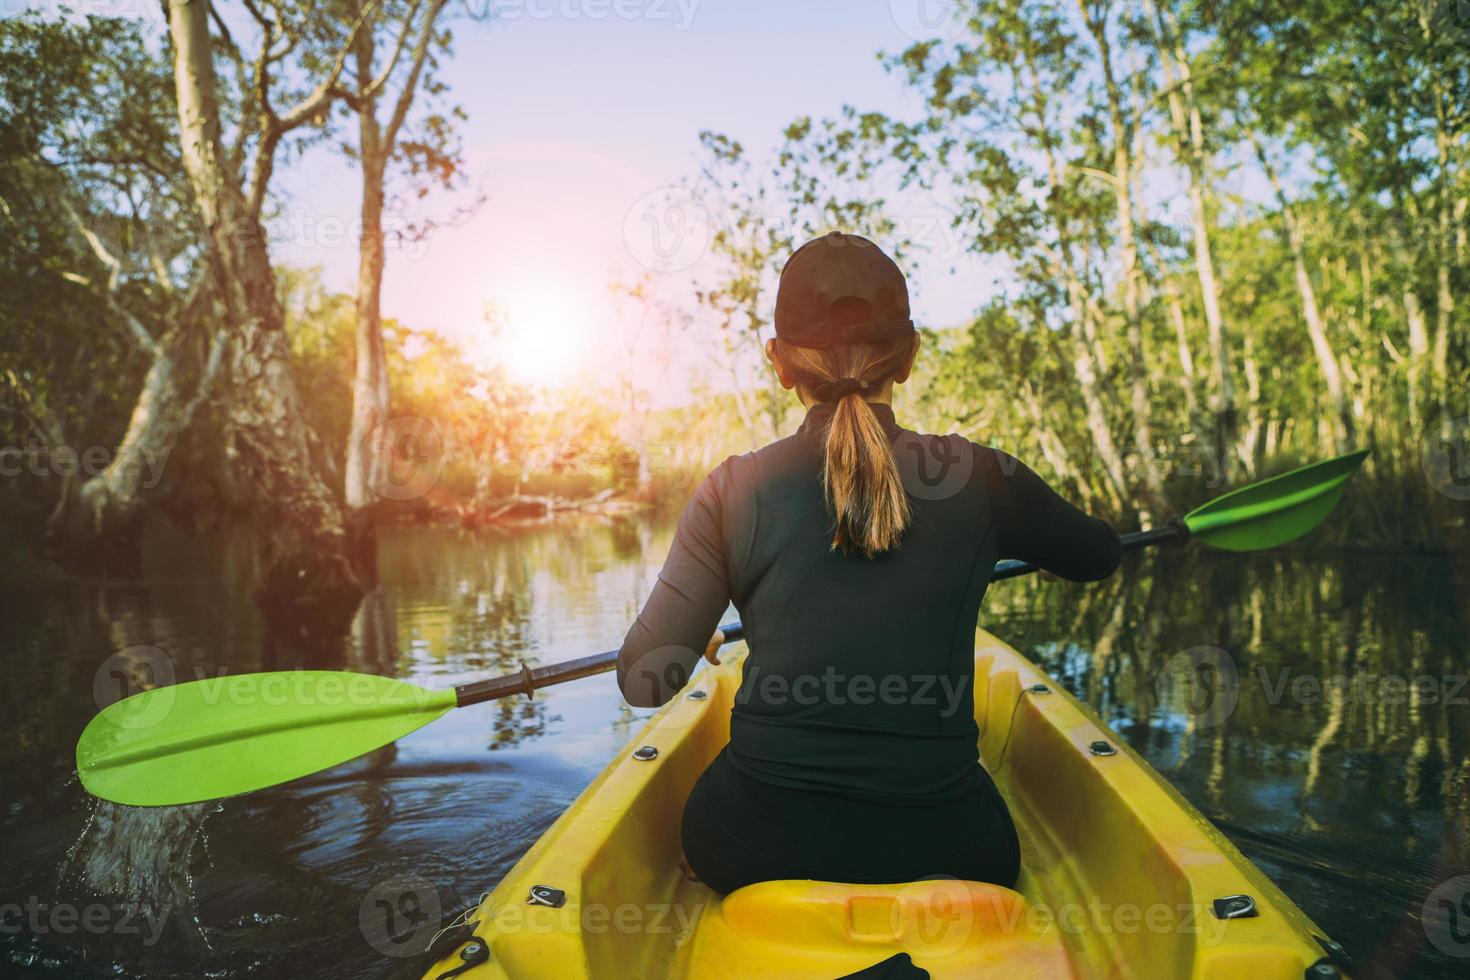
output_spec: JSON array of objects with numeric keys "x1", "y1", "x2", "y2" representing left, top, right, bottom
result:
[{"x1": 421, "y1": 629, "x2": 1348, "y2": 979}]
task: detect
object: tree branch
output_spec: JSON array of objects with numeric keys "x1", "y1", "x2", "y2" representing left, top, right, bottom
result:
[
  {"x1": 57, "y1": 196, "x2": 162, "y2": 357},
  {"x1": 363, "y1": 0, "x2": 428, "y2": 102},
  {"x1": 275, "y1": 0, "x2": 385, "y2": 132},
  {"x1": 384, "y1": 0, "x2": 447, "y2": 149}
]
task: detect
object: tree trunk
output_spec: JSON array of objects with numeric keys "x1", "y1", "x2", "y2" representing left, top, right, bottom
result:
[
  {"x1": 1405, "y1": 287, "x2": 1430, "y2": 423},
  {"x1": 67, "y1": 332, "x2": 218, "y2": 539},
  {"x1": 1251, "y1": 134, "x2": 1350, "y2": 451},
  {"x1": 344, "y1": 0, "x2": 447, "y2": 515},
  {"x1": 167, "y1": 0, "x2": 360, "y2": 639},
  {"x1": 1146, "y1": 0, "x2": 1235, "y2": 467},
  {"x1": 1067, "y1": 292, "x2": 1128, "y2": 513},
  {"x1": 1238, "y1": 330, "x2": 1263, "y2": 478},
  {"x1": 1431, "y1": 124, "x2": 1454, "y2": 407},
  {"x1": 1079, "y1": 1, "x2": 1166, "y2": 511},
  {"x1": 1142, "y1": 232, "x2": 1206, "y2": 451},
  {"x1": 345, "y1": 150, "x2": 391, "y2": 513}
]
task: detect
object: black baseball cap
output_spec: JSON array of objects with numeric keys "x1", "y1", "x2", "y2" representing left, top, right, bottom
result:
[{"x1": 774, "y1": 233, "x2": 916, "y2": 349}]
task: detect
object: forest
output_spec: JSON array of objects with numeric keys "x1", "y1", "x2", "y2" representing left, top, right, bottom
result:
[{"x1": 2, "y1": 1, "x2": 1466, "y2": 633}]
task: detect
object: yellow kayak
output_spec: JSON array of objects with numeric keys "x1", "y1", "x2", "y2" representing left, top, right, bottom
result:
[{"x1": 423, "y1": 630, "x2": 1348, "y2": 979}]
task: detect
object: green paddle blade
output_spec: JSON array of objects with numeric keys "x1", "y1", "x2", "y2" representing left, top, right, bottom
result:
[
  {"x1": 1183, "y1": 448, "x2": 1370, "y2": 552},
  {"x1": 77, "y1": 671, "x2": 457, "y2": 807}
]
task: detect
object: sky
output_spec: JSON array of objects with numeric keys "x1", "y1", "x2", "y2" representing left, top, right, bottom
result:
[
  {"x1": 260, "y1": 0, "x2": 1004, "y2": 392},
  {"x1": 22, "y1": 0, "x2": 1282, "y2": 397}
]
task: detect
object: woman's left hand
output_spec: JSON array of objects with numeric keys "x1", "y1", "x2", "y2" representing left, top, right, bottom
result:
[{"x1": 703, "y1": 628, "x2": 726, "y2": 666}]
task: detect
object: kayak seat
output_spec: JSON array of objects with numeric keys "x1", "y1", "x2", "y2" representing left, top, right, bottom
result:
[{"x1": 679, "y1": 878, "x2": 1077, "y2": 978}]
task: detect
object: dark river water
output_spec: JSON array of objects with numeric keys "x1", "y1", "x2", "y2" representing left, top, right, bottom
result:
[{"x1": 1, "y1": 516, "x2": 1466, "y2": 979}]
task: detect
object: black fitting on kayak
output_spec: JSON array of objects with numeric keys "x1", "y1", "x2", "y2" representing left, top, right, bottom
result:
[
  {"x1": 632, "y1": 745, "x2": 659, "y2": 761},
  {"x1": 1027, "y1": 684, "x2": 1051, "y2": 694},
  {"x1": 431, "y1": 936, "x2": 489, "y2": 980},
  {"x1": 688, "y1": 690, "x2": 709, "y2": 701},
  {"x1": 1312, "y1": 934, "x2": 1356, "y2": 974},
  {"x1": 1304, "y1": 961, "x2": 1342, "y2": 980},
  {"x1": 1088, "y1": 740, "x2": 1116, "y2": 756},
  {"x1": 527, "y1": 885, "x2": 566, "y2": 908},
  {"x1": 1211, "y1": 894, "x2": 1258, "y2": 919}
]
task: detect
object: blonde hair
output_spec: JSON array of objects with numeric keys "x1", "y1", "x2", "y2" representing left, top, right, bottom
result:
[{"x1": 772, "y1": 336, "x2": 917, "y2": 558}]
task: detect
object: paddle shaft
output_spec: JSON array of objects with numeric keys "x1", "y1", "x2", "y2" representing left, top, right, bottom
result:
[{"x1": 452, "y1": 523, "x2": 1187, "y2": 707}]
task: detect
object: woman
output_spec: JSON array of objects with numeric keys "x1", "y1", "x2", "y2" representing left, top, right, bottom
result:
[{"x1": 617, "y1": 232, "x2": 1121, "y2": 895}]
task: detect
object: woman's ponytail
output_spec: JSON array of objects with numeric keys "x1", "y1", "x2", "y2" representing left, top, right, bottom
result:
[
  {"x1": 773, "y1": 337, "x2": 916, "y2": 558},
  {"x1": 824, "y1": 388, "x2": 911, "y2": 556}
]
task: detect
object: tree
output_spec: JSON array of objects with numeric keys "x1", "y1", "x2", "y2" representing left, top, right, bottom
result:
[
  {"x1": 163, "y1": 0, "x2": 384, "y2": 634},
  {"x1": 0, "y1": 14, "x2": 223, "y2": 560},
  {"x1": 337, "y1": 0, "x2": 468, "y2": 521}
]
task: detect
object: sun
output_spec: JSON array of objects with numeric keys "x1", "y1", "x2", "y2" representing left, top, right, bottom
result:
[{"x1": 487, "y1": 280, "x2": 602, "y2": 388}]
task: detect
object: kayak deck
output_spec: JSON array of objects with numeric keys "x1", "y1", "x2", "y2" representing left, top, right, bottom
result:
[{"x1": 423, "y1": 630, "x2": 1343, "y2": 979}]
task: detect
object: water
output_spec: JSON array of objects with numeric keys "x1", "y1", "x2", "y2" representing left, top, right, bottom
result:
[{"x1": 0, "y1": 516, "x2": 1466, "y2": 978}]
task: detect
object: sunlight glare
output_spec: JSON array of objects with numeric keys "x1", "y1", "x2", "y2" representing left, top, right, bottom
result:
[{"x1": 491, "y1": 281, "x2": 602, "y2": 389}]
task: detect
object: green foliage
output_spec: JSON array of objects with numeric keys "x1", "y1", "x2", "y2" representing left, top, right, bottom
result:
[{"x1": 687, "y1": 0, "x2": 1466, "y2": 537}]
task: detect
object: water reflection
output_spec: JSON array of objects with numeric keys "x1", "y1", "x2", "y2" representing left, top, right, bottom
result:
[
  {"x1": 0, "y1": 516, "x2": 1465, "y2": 978},
  {"x1": 0, "y1": 514, "x2": 678, "y2": 978}
]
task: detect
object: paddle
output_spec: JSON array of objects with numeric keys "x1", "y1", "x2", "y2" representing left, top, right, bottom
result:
[{"x1": 77, "y1": 448, "x2": 1370, "y2": 807}]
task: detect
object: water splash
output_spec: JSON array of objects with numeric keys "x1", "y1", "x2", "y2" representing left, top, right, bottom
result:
[{"x1": 60, "y1": 795, "x2": 220, "y2": 953}]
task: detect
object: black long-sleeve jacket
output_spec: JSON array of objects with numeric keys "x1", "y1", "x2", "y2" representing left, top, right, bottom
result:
[{"x1": 616, "y1": 403, "x2": 1121, "y2": 802}]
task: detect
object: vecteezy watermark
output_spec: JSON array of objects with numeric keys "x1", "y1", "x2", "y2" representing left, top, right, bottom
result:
[
  {"x1": 876, "y1": 212, "x2": 969, "y2": 262},
  {"x1": 91, "y1": 648, "x2": 448, "y2": 731},
  {"x1": 0, "y1": 897, "x2": 171, "y2": 947},
  {"x1": 360, "y1": 416, "x2": 446, "y2": 502},
  {"x1": 1156, "y1": 439, "x2": 1231, "y2": 490},
  {"x1": 619, "y1": 644, "x2": 698, "y2": 715},
  {"x1": 360, "y1": 875, "x2": 443, "y2": 957},
  {"x1": 1154, "y1": 647, "x2": 1240, "y2": 730},
  {"x1": 459, "y1": 0, "x2": 702, "y2": 29},
  {"x1": 623, "y1": 187, "x2": 710, "y2": 273},
  {"x1": 895, "y1": 432, "x2": 976, "y2": 501},
  {"x1": 183, "y1": 672, "x2": 444, "y2": 711},
  {"x1": 1152, "y1": 643, "x2": 1469, "y2": 723},
  {"x1": 1256, "y1": 668, "x2": 1469, "y2": 708},
  {"x1": 735, "y1": 666, "x2": 969, "y2": 717},
  {"x1": 479, "y1": 896, "x2": 702, "y2": 944},
  {"x1": 813, "y1": 878, "x2": 1231, "y2": 951},
  {"x1": 1423, "y1": 874, "x2": 1470, "y2": 958},
  {"x1": 92, "y1": 645, "x2": 177, "y2": 730},
  {"x1": 1423, "y1": 416, "x2": 1470, "y2": 501},
  {"x1": 261, "y1": 207, "x2": 435, "y2": 262},
  {"x1": 888, "y1": 877, "x2": 979, "y2": 958},
  {"x1": 888, "y1": 0, "x2": 966, "y2": 42},
  {"x1": 0, "y1": 444, "x2": 170, "y2": 488}
]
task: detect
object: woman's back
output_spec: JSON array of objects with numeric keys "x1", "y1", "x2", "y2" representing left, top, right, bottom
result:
[
  {"x1": 617, "y1": 232, "x2": 1119, "y2": 894},
  {"x1": 620, "y1": 400, "x2": 1119, "y2": 802},
  {"x1": 717, "y1": 405, "x2": 997, "y2": 802}
]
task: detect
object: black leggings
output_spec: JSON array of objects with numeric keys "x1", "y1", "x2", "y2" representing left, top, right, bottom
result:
[{"x1": 681, "y1": 749, "x2": 1021, "y2": 895}]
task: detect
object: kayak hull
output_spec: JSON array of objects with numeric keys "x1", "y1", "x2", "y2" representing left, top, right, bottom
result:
[{"x1": 423, "y1": 630, "x2": 1342, "y2": 979}]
